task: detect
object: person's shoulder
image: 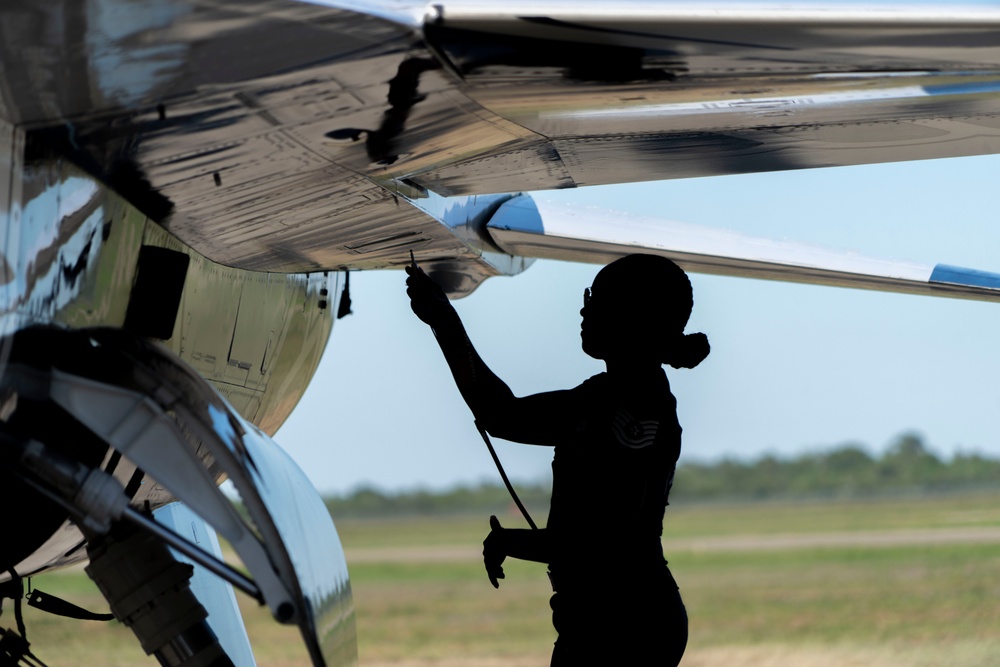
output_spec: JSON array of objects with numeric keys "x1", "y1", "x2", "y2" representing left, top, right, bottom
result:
[{"x1": 575, "y1": 372, "x2": 608, "y2": 392}]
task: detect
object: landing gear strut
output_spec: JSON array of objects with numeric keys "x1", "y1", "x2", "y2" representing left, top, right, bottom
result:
[{"x1": 86, "y1": 522, "x2": 234, "y2": 667}]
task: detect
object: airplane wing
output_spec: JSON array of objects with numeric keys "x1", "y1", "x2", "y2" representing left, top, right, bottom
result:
[
  {"x1": 4, "y1": 2, "x2": 1000, "y2": 667},
  {"x1": 483, "y1": 195, "x2": 1000, "y2": 303},
  {"x1": 3, "y1": 0, "x2": 1000, "y2": 291}
]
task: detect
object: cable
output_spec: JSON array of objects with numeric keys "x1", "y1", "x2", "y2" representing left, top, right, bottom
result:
[{"x1": 475, "y1": 421, "x2": 537, "y2": 530}]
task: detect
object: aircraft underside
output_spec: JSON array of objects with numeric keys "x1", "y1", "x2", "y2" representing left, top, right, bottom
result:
[
  {"x1": 0, "y1": 156, "x2": 354, "y2": 666},
  {"x1": 4, "y1": 0, "x2": 1000, "y2": 665}
]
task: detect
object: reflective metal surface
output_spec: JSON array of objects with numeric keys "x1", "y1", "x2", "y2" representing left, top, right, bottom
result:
[
  {"x1": 239, "y1": 423, "x2": 356, "y2": 667},
  {"x1": 0, "y1": 152, "x2": 335, "y2": 434},
  {"x1": 1, "y1": 326, "x2": 357, "y2": 666},
  {"x1": 155, "y1": 503, "x2": 258, "y2": 667},
  {"x1": 0, "y1": 0, "x2": 511, "y2": 289},
  {"x1": 0, "y1": 142, "x2": 357, "y2": 667},
  {"x1": 4, "y1": 1, "x2": 1000, "y2": 280},
  {"x1": 486, "y1": 195, "x2": 1000, "y2": 303},
  {"x1": 107, "y1": 333, "x2": 356, "y2": 667},
  {"x1": 3, "y1": 3, "x2": 1000, "y2": 664}
]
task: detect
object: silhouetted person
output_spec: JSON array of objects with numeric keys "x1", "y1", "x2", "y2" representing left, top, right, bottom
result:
[{"x1": 406, "y1": 254, "x2": 709, "y2": 666}]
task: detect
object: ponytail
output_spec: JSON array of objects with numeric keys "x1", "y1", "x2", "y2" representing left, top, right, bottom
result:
[{"x1": 663, "y1": 332, "x2": 710, "y2": 369}]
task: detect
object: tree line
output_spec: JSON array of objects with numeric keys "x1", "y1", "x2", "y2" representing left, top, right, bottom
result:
[
  {"x1": 325, "y1": 433, "x2": 1000, "y2": 518},
  {"x1": 672, "y1": 433, "x2": 1000, "y2": 501}
]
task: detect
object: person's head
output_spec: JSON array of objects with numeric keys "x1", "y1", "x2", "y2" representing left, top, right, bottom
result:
[{"x1": 580, "y1": 254, "x2": 710, "y2": 369}]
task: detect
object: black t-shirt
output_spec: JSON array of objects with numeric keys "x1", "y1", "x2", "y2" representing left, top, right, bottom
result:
[{"x1": 545, "y1": 370, "x2": 681, "y2": 574}]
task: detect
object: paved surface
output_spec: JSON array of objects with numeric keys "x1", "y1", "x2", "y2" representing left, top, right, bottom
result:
[{"x1": 343, "y1": 525, "x2": 1000, "y2": 563}]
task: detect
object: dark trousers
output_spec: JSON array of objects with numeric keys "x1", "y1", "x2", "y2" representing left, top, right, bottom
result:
[{"x1": 549, "y1": 573, "x2": 688, "y2": 666}]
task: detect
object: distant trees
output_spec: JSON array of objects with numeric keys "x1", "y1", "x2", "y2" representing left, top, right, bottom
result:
[
  {"x1": 325, "y1": 481, "x2": 550, "y2": 519},
  {"x1": 325, "y1": 433, "x2": 1000, "y2": 517},
  {"x1": 671, "y1": 433, "x2": 1000, "y2": 502}
]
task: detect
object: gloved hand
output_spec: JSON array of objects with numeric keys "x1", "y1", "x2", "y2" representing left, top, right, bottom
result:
[
  {"x1": 483, "y1": 515, "x2": 507, "y2": 588},
  {"x1": 405, "y1": 263, "x2": 456, "y2": 328}
]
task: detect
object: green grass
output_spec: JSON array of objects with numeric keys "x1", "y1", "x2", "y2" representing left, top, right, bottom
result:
[
  {"x1": 13, "y1": 491, "x2": 1000, "y2": 666},
  {"x1": 677, "y1": 543, "x2": 1000, "y2": 644},
  {"x1": 663, "y1": 491, "x2": 1000, "y2": 537},
  {"x1": 335, "y1": 515, "x2": 504, "y2": 550}
]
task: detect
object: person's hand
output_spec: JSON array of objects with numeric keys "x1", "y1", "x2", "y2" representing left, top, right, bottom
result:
[
  {"x1": 483, "y1": 515, "x2": 507, "y2": 588},
  {"x1": 405, "y1": 263, "x2": 455, "y2": 327}
]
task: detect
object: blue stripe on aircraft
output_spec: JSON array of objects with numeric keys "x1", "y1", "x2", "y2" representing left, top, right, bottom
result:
[
  {"x1": 929, "y1": 264, "x2": 1000, "y2": 290},
  {"x1": 922, "y1": 80, "x2": 1000, "y2": 97},
  {"x1": 487, "y1": 195, "x2": 545, "y2": 235}
]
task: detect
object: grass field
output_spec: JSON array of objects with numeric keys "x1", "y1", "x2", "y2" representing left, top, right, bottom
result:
[{"x1": 13, "y1": 491, "x2": 1000, "y2": 666}]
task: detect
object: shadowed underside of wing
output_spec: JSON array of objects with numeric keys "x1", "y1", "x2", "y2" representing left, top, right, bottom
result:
[{"x1": 2, "y1": 0, "x2": 1000, "y2": 294}]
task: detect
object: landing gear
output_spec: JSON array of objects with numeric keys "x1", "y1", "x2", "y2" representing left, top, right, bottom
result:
[
  {"x1": 85, "y1": 522, "x2": 234, "y2": 667},
  {"x1": 1, "y1": 326, "x2": 355, "y2": 667}
]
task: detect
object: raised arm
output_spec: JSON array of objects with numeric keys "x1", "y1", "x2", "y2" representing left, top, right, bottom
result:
[
  {"x1": 405, "y1": 264, "x2": 574, "y2": 445},
  {"x1": 405, "y1": 263, "x2": 512, "y2": 428}
]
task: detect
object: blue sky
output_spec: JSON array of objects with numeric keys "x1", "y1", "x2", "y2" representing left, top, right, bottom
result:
[{"x1": 276, "y1": 153, "x2": 1000, "y2": 495}]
